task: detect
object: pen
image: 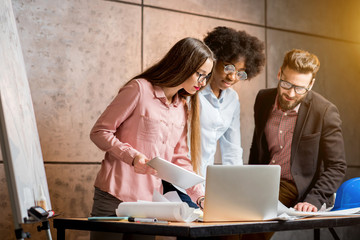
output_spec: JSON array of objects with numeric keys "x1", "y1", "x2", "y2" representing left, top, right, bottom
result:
[
  {"x1": 128, "y1": 217, "x2": 168, "y2": 224},
  {"x1": 88, "y1": 216, "x2": 128, "y2": 221}
]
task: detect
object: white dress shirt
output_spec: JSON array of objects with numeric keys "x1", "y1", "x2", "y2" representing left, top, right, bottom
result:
[{"x1": 198, "y1": 84, "x2": 243, "y2": 182}]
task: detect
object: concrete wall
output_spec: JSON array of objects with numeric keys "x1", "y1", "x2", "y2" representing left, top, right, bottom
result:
[{"x1": 0, "y1": 0, "x2": 359, "y2": 239}]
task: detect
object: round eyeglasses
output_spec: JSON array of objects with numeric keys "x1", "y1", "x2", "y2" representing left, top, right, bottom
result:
[
  {"x1": 279, "y1": 79, "x2": 310, "y2": 95},
  {"x1": 196, "y1": 72, "x2": 211, "y2": 84},
  {"x1": 223, "y1": 63, "x2": 247, "y2": 80}
]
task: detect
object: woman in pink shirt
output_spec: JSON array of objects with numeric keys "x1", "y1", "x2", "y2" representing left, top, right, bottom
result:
[{"x1": 90, "y1": 37, "x2": 214, "y2": 218}]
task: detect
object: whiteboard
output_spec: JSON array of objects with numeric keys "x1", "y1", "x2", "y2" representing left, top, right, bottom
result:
[{"x1": 0, "y1": 0, "x2": 51, "y2": 225}]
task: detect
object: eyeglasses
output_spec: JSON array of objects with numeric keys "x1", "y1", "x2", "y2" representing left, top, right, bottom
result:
[
  {"x1": 223, "y1": 63, "x2": 247, "y2": 80},
  {"x1": 279, "y1": 79, "x2": 310, "y2": 95},
  {"x1": 196, "y1": 72, "x2": 211, "y2": 84}
]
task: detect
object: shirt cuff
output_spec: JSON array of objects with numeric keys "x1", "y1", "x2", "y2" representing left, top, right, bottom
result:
[
  {"x1": 186, "y1": 183, "x2": 205, "y2": 204},
  {"x1": 121, "y1": 147, "x2": 140, "y2": 166}
]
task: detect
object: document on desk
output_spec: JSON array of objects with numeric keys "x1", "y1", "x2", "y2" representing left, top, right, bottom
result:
[
  {"x1": 146, "y1": 156, "x2": 204, "y2": 189},
  {"x1": 116, "y1": 191, "x2": 200, "y2": 222},
  {"x1": 276, "y1": 201, "x2": 360, "y2": 220}
]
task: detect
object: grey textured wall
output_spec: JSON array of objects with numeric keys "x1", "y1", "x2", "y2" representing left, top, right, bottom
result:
[{"x1": 0, "y1": 0, "x2": 359, "y2": 239}]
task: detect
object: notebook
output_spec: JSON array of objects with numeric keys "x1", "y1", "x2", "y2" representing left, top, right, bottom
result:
[{"x1": 202, "y1": 165, "x2": 281, "y2": 222}]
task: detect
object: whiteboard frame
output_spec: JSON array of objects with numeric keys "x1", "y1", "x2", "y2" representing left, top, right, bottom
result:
[
  {"x1": 0, "y1": 92, "x2": 22, "y2": 228},
  {"x1": 0, "y1": 0, "x2": 52, "y2": 228}
]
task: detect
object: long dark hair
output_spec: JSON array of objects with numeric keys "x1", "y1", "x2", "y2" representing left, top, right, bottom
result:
[
  {"x1": 134, "y1": 37, "x2": 213, "y2": 90},
  {"x1": 133, "y1": 37, "x2": 214, "y2": 173}
]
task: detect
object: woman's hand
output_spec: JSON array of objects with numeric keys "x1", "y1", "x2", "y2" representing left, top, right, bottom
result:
[{"x1": 132, "y1": 154, "x2": 157, "y2": 175}]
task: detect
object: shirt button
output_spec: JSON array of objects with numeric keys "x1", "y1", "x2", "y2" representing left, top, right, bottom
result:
[
  {"x1": 272, "y1": 160, "x2": 275, "y2": 164},
  {"x1": 280, "y1": 145, "x2": 283, "y2": 149},
  {"x1": 284, "y1": 113, "x2": 287, "y2": 116},
  {"x1": 279, "y1": 130, "x2": 283, "y2": 134}
]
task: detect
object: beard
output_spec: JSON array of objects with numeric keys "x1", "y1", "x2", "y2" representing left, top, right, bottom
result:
[{"x1": 277, "y1": 85, "x2": 305, "y2": 111}]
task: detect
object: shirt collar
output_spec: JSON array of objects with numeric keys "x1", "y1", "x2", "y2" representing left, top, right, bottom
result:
[
  {"x1": 201, "y1": 84, "x2": 226, "y2": 103},
  {"x1": 201, "y1": 84, "x2": 213, "y2": 96},
  {"x1": 153, "y1": 85, "x2": 180, "y2": 107}
]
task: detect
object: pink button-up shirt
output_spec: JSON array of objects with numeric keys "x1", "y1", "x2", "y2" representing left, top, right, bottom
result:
[{"x1": 90, "y1": 78, "x2": 203, "y2": 203}]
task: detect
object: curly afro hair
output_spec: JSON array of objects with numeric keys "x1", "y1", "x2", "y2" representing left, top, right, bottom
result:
[{"x1": 204, "y1": 26, "x2": 265, "y2": 80}]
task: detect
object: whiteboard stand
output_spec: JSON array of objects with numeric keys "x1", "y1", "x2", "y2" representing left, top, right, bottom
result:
[
  {"x1": 14, "y1": 228, "x2": 31, "y2": 240},
  {"x1": 25, "y1": 206, "x2": 53, "y2": 240},
  {"x1": 0, "y1": 94, "x2": 53, "y2": 240},
  {"x1": 13, "y1": 220, "x2": 53, "y2": 240},
  {"x1": 1, "y1": 1, "x2": 54, "y2": 239},
  {"x1": 38, "y1": 221, "x2": 52, "y2": 240}
]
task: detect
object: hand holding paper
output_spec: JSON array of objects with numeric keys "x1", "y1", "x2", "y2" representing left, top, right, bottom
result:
[
  {"x1": 133, "y1": 154, "x2": 157, "y2": 175},
  {"x1": 146, "y1": 156, "x2": 204, "y2": 189}
]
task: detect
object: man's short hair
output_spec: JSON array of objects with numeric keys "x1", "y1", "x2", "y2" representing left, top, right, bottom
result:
[{"x1": 281, "y1": 49, "x2": 320, "y2": 79}]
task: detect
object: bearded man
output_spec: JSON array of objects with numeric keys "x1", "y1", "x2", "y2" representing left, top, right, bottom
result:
[{"x1": 249, "y1": 49, "x2": 346, "y2": 213}]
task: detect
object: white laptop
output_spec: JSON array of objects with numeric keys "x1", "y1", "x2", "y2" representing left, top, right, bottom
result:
[{"x1": 203, "y1": 165, "x2": 281, "y2": 222}]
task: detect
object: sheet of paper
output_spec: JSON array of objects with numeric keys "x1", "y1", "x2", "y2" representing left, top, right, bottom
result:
[
  {"x1": 147, "y1": 156, "x2": 204, "y2": 189},
  {"x1": 152, "y1": 189, "x2": 182, "y2": 203},
  {"x1": 274, "y1": 201, "x2": 360, "y2": 220}
]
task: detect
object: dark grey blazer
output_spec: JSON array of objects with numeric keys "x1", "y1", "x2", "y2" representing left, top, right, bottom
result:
[{"x1": 249, "y1": 88, "x2": 347, "y2": 209}]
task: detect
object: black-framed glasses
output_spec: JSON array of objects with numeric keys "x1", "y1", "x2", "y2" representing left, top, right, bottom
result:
[
  {"x1": 196, "y1": 72, "x2": 211, "y2": 84},
  {"x1": 223, "y1": 62, "x2": 247, "y2": 80},
  {"x1": 279, "y1": 79, "x2": 310, "y2": 95}
]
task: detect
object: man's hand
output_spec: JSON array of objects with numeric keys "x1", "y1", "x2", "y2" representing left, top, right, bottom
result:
[
  {"x1": 294, "y1": 202, "x2": 318, "y2": 212},
  {"x1": 132, "y1": 154, "x2": 157, "y2": 175}
]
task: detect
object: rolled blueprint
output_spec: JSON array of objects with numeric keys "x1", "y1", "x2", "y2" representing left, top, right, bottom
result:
[{"x1": 116, "y1": 201, "x2": 200, "y2": 222}]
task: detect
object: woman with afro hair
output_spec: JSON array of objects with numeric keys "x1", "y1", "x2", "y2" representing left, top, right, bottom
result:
[{"x1": 194, "y1": 26, "x2": 265, "y2": 184}]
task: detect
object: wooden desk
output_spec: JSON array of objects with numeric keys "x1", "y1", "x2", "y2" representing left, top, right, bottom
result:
[{"x1": 53, "y1": 215, "x2": 360, "y2": 240}]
